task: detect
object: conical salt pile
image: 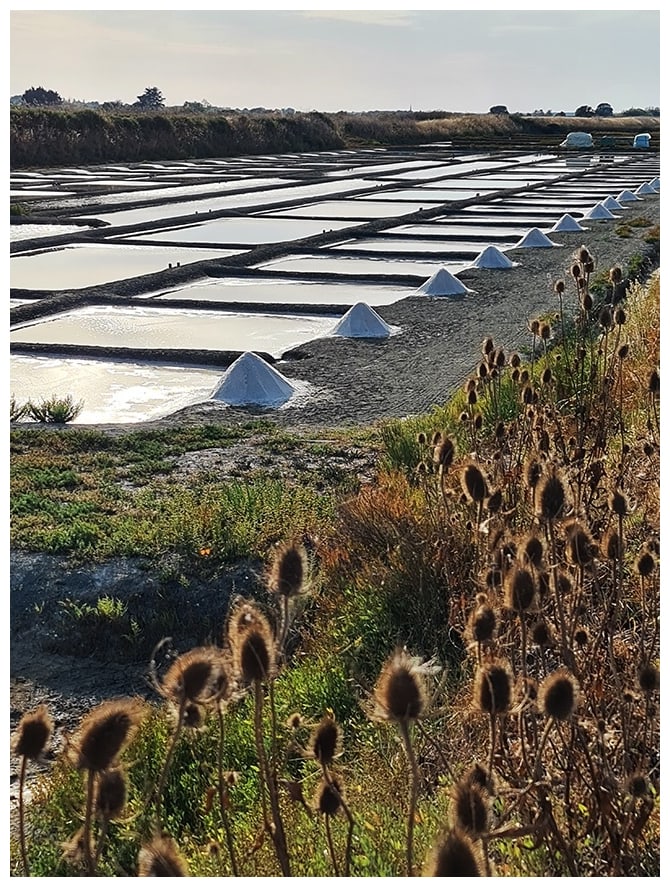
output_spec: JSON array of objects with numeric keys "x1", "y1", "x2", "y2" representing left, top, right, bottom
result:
[
  {"x1": 649, "y1": 177, "x2": 660, "y2": 191},
  {"x1": 514, "y1": 227, "x2": 560, "y2": 248},
  {"x1": 212, "y1": 351, "x2": 295, "y2": 407},
  {"x1": 549, "y1": 213, "x2": 587, "y2": 233},
  {"x1": 469, "y1": 245, "x2": 517, "y2": 269},
  {"x1": 602, "y1": 195, "x2": 626, "y2": 211},
  {"x1": 634, "y1": 182, "x2": 656, "y2": 196},
  {"x1": 416, "y1": 267, "x2": 471, "y2": 297},
  {"x1": 616, "y1": 189, "x2": 642, "y2": 203},
  {"x1": 331, "y1": 302, "x2": 392, "y2": 338},
  {"x1": 581, "y1": 203, "x2": 617, "y2": 220}
]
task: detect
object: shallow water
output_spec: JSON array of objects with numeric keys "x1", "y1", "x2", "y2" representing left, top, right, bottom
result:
[
  {"x1": 265, "y1": 200, "x2": 428, "y2": 219},
  {"x1": 10, "y1": 305, "x2": 338, "y2": 358},
  {"x1": 11, "y1": 244, "x2": 244, "y2": 291},
  {"x1": 330, "y1": 237, "x2": 518, "y2": 254},
  {"x1": 150, "y1": 277, "x2": 411, "y2": 306},
  {"x1": 117, "y1": 216, "x2": 364, "y2": 245},
  {"x1": 10, "y1": 223, "x2": 92, "y2": 242},
  {"x1": 10, "y1": 354, "x2": 224, "y2": 424},
  {"x1": 254, "y1": 253, "x2": 468, "y2": 277}
]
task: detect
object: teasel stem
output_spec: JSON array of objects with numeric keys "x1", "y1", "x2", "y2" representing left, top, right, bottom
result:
[
  {"x1": 154, "y1": 696, "x2": 186, "y2": 831},
  {"x1": 253, "y1": 680, "x2": 291, "y2": 876},
  {"x1": 18, "y1": 755, "x2": 30, "y2": 876},
  {"x1": 278, "y1": 594, "x2": 290, "y2": 654},
  {"x1": 324, "y1": 813, "x2": 340, "y2": 876},
  {"x1": 93, "y1": 816, "x2": 109, "y2": 868},
  {"x1": 321, "y1": 765, "x2": 355, "y2": 877},
  {"x1": 83, "y1": 768, "x2": 97, "y2": 876},
  {"x1": 216, "y1": 703, "x2": 239, "y2": 877},
  {"x1": 533, "y1": 717, "x2": 555, "y2": 781},
  {"x1": 547, "y1": 520, "x2": 571, "y2": 668},
  {"x1": 398, "y1": 719, "x2": 420, "y2": 877},
  {"x1": 487, "y1": 713, "x2": 497, "y2": 783},
  {"x1": 519, "y1": 613, "x2": 528, "y2": 679}
]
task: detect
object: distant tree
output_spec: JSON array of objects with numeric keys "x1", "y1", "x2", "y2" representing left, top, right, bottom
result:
[
  {"x1": 595, "y1": 102, "x2": 614, "y2": 117},
  {"x1": 22, "y1": 86, "x2": 63, "y2": 106},
  {"x1": 645, "y1": 106, "x2": 660, "y2": 117},
  {"x1": 136, "y1": 87, "x2": 165, "y2": 109},
  {"x1": 489, "y1": 105, "x2": 509, "y2": 115},
  {"x1": 182, "y1": 101, "x2": 206, "y2": 113},
  {"x1": 101, "y1": 100, "x2": 126, "y2": 111},
  {"x1": 575, "y1": 105, "x2": 595, "y2": 117}
]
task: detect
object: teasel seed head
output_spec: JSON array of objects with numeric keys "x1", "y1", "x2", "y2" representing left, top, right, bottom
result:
[
  {"x1": 308, "y1": 716, "x2": 342, "y2": 766},
  {"x1": 529, "y1": 318, "x2": 541, "y2": 335},
  {"x1": 637, "y1": 664, "x2": 660, "y2": 693},
  {"x1": 554, "y1": 279, "x2": 565, "y2": 295},
  {"x1": 617, "y1": 343, "x2": 629, "y2": 360},
  {"x1": 372, "y1": 649, "x2": 430, "y2": 723},
  {"x1": 96, "y1": 768, "x2": 127, "y2": 821},
  {"x1": 228, "y1": 602, "x2": 276, "y2": 685},
  {"x1": 474, "y1": 660, "x2": 514, "y2": 716},
  {"x1": 459, "y1": 410, "x2": 469, "y2": 423},
  {"x1": 531, "y1": 620, "x2": 554, "y2": 648},
  {"x1": 614, "y1": 307, "x2": 626, "y2": 325},
  {"x1": 540, "y1": 367, "x2": 552, "y2": 386},
  {"x1": 423, "y1": 828, "x2": 485, "y2": 876},
  {"x1": 286, "y1": 712, "x2": 303, "y2": 730},
  {"x1": 451, "y1": 780, "x2": 490, "y2": 836},
  {"x1": 467, "y1": 389, "x2": 478, "y2": 406},
  {"x1": 540, "y1": 323, "x2": 551, "y2": 341},
  {"x1": 510, "y1": 352, "x2": 521, "y2": 368},
  {"x1": 431, "y1": 430, "x2": 443, "y2": 446},
  {"x1": 522, "y1": 384, "x2": 534, "y2": 405},
  {"x1": 466, "y1": 604, "x2": 496, "y2": 644},
  {"x1": 270, "y1": 541, "x2": 308, "y2": 597},
  {"x1": 565, "y1": 520, "x2": 596, "y2": 566},
  {"x1": 138, "y1": 834, "x2": 188, "y2": 877},
  {"x1": 314, "y1": 776, "x2": 343, "y2": 816},
  {"x1": 486, "y1": 489, "x2": 503, "y2": 514},
  {"x1": 503, "y1": 564, "x2": 537, "y2": 613},
  {"x1": 536, "y1": 465, "x2": 569, "y2": 522},
  {"x1": 521, "y1": 535, "x2": 544, "y2": 569},
  {"x1": 598, "y1": 307, "x2": 612, "y2": 329},
  {"x1": 69, "y1": 698, "x2": 145, "y2": 773},
  {"x1": 481, "y1": 337, "x2": 494, "y2": 356},
  {"x1": 571, "y1": 262, "x2": 581, "y2": 280},
  {"x1": 608, "y1": 489, "x2": 630, "y2": 517},
  {"x1": 627, "y1": 773, "x2": 650, "y2": 798},
  {"x1": 461, "y1": 462, "x2": 489, "y2": 504},
  {"x1": 538, "y1": 669, "x2": 580, "y2": 721},
  {"x1": 609, "y1": 266, "x2": 623, "y2": 284},
  {"x1": 416, "y1": 431, "x2": 427, "y2": 445},
  {"x1": 494, "y1": 348, "x2": 506, "y2": 368},
  {"x1": 463, "y1": 762, "x2": 495, "y2": 795},
  {"x1": 433, "y1": 436, "x2": 455, "y2": 470},
  {"x1": 578, "y1": 246, "x2": 592, "y2": 265},
  {"x1": 160, "y1": 647, "x2": 222, "y2": 706},
  {"x1": 12, "y1": 705, "x2": 53, "y2": 761},
  {"x1": 636, "y1": 552, "x2": 656, "y2": 577},
  {"x1": 648, "y1": 368, "x2": 660, "y2": 394},
  {"x1": 581, "y1": 290, "x2": 593, "y2": 311},
  {"x1": 473, "y1": 413, "x2": 483, "y2": 430},
  {"x1": 523, "y1": 456, "x2": 542, "y2": 492}
]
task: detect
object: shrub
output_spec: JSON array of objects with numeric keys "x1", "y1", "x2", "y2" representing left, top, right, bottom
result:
[
  {"x1": 11, "y1": 395, "x2": 29, "y2": 422},
  {"x1": 27, "y1": 394, "x2": 83, "y2": 424}
]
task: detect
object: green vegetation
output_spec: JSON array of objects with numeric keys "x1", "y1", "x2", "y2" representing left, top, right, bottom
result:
[
  {"x1": 10, "y1": 259, "x2": 660, "y2": 876},
  {"x1": 10, "y1": 106, "x2": 660, "y2": 168},
  {"x1": 26, "y1": 394, "x2": 84, "y2": 424}
]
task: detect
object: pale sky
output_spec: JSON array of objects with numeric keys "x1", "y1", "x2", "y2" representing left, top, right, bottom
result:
[{"x1": 8, "y1": 6, "x2": 661, "y2": 114}]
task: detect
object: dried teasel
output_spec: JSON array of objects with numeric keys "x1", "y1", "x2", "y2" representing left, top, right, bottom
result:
[
  {"x1": 637, "y1": 664, "x2": 660, "y2": 694},
  {"x1": 96, "y1": 768, "x2": 127, "y2": 821},
  {"x1": 269, "y1": 541, "x2": 309, "y2": 598},
  {"x1": 12, "y1": 705, "x2": 53, "y2": 761},
  {"x1": 159, "y1": 646, "x2": 224, "y2": 707},
  {"x1": 466, "y1": 603, "x2": 496, "y2": 645},
  {"x1": 473, "y1": 660, "x2": 514, "y2": 716},
  {"x1": 450, "y1": 780, "x2": 490, "y2": 836},
  {"x1": 370, "y1": 649, "x2": 436, "y2": 724},
  {"x1": 307, "y1": 716, "x2": 342, "y2": 767},
  {"x1": 503, "y1": 565, "x2": 537, "y2": 613},
  {"x1": 536, "y1": 466, "x2": 569, "y2": 522},
  {"x1": 313, "y1": 777, "x2": 343, "y2": 816},
  {"x1": 227, "y1": 601, "x2": 276, "y2": 685},
  {"x1": 530, "y1": 620, "x2": 554, "y2": 648},
  {"x1": 636, "y1": 551, "x2": 656, "y2": 577},
  {"x1": 460, "y1": 463, "x2": 489, "y2": 504},
  {"x1": 538, "y1": 669, "x2": 580, "y2": 721},
  {"x1": 608, "y1": 489, "x2": 630, "y2": 517},
  {"x1": 564, "y1": 520, "x2": 596, "y2": 566},
  {"x1": 520, "y1": 535, "x2": 544, "y2": 569},
  {"x1": 423, "y1": 828, "x2": 485, "y2": 876},
  {"x1": 433, "y1": 435, "x2": 455, "y2": 471},
  {"x1": 138, "y1": 834, "x2": 188, "y2": 877},
  {"x1": 68, "y1": 698, "x2": 145, "y2": 773}
]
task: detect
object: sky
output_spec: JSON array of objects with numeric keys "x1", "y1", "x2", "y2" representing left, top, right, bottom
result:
[{"x1": 8, "y1": 6, "x2": 661, "y2": 115}]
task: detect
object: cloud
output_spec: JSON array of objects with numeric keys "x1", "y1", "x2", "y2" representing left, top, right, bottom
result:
[{"x1": 300, "y1": 10, "x2": 414, "y2": 28}]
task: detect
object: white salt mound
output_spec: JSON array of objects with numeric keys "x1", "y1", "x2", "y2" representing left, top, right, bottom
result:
[
  {"x1": 635, "y1": 182, "x2": 656, "y2": 196},
  {"x1": 601, "y1": 195, "x2": 626, "y2": 211},
  {"x1": 331, "y1": 302, "x2": 392, "y2": 338},
  {"x1": 212, "y1": 351, "x2": 295, "y2": 406},
  {"x1": 549, "y1": 214, "x2": 587, "y2": 233},
  {"x1": 581, "y1": 203, "x2": 617, "y2": 220},
  {"x1": 616, "y1": 189, "x2": 642, "y2": 203},
  {"x1": 514, "y1": 227, "x2": 560, "y2": 248},
  {"x1": 416, "y1": 267, "x2": 471, "y2": 296},
  {"x1": 469, "y1": 245, "x2": 517, "y2": 269},
  {"x1": 649, "y1": 177, "x2": 660, "y2": 191}
]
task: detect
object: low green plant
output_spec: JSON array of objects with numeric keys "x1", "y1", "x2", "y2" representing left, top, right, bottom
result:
[
  {"x1": 28, "y1": 394, "x2": 83, "y2": 424},
  {"x1": 10, "y1": 395, "x2": 29, "y2": 422}
]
